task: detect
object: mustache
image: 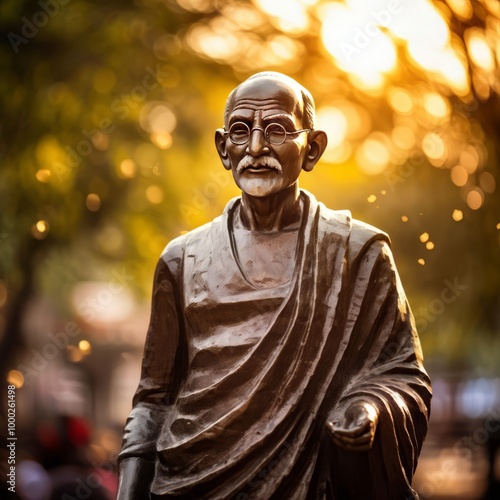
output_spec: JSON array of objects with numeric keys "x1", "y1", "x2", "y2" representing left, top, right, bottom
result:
[{"x1": 236, "y1": 155, "x2": 283, "y2": 173}]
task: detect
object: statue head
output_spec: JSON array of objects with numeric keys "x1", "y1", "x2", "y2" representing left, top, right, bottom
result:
[{"x1": 215, "y1": 72, "x2": 328, "y2": 198}]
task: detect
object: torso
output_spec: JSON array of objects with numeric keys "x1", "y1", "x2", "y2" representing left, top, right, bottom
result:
[{"x1": 232, "y1": 206, "x2": 300, "y2": 288}]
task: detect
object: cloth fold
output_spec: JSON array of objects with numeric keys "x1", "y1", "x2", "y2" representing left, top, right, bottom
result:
[{"x1": 119, "y1": 190, "x2": 431, "y2": 499}]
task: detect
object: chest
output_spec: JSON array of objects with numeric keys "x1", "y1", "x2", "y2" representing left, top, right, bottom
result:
[{"x1": 233, "y1": 228, "x2": 299, "y2": 287}]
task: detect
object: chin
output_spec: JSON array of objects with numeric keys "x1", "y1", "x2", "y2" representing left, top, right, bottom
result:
[{"x1": 237, "y1": 178, "x2": 281, "y2": 198}]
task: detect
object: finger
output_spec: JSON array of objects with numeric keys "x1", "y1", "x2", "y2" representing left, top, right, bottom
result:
[
  {"x1": 332, "y1": 430, "x2": 373, "y2": 447},
  {"x1": 330, "y1": 419, "x2": 370, "y2": 438}
]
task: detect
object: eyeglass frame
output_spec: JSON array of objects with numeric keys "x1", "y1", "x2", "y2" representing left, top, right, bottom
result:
[{"x1": 223, "y1": 121, "x2": 312, "y2": 146}]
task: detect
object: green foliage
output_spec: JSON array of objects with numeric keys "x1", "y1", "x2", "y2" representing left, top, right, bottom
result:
[{"x1": 0, "y1": 0, "x2": 499, "y2": 369}]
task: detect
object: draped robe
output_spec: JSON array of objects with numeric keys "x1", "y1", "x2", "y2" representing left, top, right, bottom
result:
[{"x1": 120, "y1": 190, "x2": 431, "y2": 499}]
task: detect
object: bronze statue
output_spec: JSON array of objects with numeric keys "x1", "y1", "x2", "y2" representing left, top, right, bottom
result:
[{"x1": 118, "y1": 72, "x2": 431, "y2": 499}]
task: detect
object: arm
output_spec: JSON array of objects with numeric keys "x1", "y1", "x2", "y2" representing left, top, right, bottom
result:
[
  {"x1": 326, "y1": 237, "x2": 431, "y2": 498},
  {"x1": 118, "y1": 242, "x2": 186, "y2": 500}
]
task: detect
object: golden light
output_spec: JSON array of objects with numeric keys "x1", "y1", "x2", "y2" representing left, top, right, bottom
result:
[
  {"x1": 320, "y1": 2, "x2": 397, "y2": 90},
  {"x1": 151, "y1": 132, "x2": 173, "y2": 150},
  {"x1": 187, "y1": 24, "x2": 240, "y2": 63},
  {"x1": 36, "y1": 169, "x2": 51, "y2": 183},
  {"x1": 446, "y1": 0, "x2": 473, "y2": 20},
  {"x1": 176, "y1": 0, "x2": 213, "y2": 13},
  {"x1": 119, "y1": 159, "x2": 137, "y2": 179},
  {"x1": 321, "y1": 142, "x2": 353, "y2": 164},
  {"x1": 339, "y1": 102, "x2": 371, "y2": 139},
  {"x1": 451, "y1": 165, "x2": 468, "y2": 187},
  {"x1": 356, "y1": 137, "x2": 390, "y2": 175},
  {"x1": 460, "y1": 147, "x2": 479, "y2": 173},
  {"x1": 221, "y1": 3, "x2": 265, "y2": 31},
  {"x1": 479, "y1": 171, "x2": 496, "y2": 193},
  {"x1": 268, "y1": 35, "x2": 303, "y2": 63},
  {"x1": 423, "y1": 93, "x2": 450, "y2": 120},
  {"x1": 316, "y1": 106, "x2": 348, "y2": 149},
  {"x1": 426, "y1": 241, "x2": 435, "y2": 250},
  {"x1": 139, "y1": 102, "x2": 177, "y2": 135},
  {"x1": 465, "y1": 28, "x2": 495, "y2": 72},
  {"x1": 388, "y1": 88, "x2": 414, "y2": 115},
  {"x1": 86, "y1": 193, "x2": 101, "y2": 212},
  {"x1": 422, "y1": 132, "x2": 447, "y2": 163},
  {"x1": 254, "y1": 0, "x2": 310, "y2": 35},
  {"x1": 420, "y1": 232, "x2": 430, "y2": 243},
  {"x1": 392, "y1": 126, "x2": 415, "y2": 150},
  {"x1": 466, "y1": 188, "x2": 484, "y2": 210},
  {"x1": 452, "y1": 209, "x2": 464, "y2": 221},
  {"x1": 401, "y1": 215, "x2": 409, "y2": 222},
  {"x1": 78, "y1": 340, "x2": 92, "y2": 355},
  {"x1": 32, "y1": 220, "x2": 49, "y2": 240},
  {"x1": 146, "y1": 185, "x2": 164, "y2": 204},
  {"x1": 367, "y1": 194, "x2": 377, "y2": 203},
  {"x1": 67, "y1": 345, "x2": 84, "y2": 363},
  {"x1": 408, "y1": 44, "x2": 470, "y2": 96},
  {"x1": 418, "y1": 258, "x2": 426, "y2": 266},
  {"x1": 389, "y1": 0, "x2": 450, "y2": 49},
  {"x1": 7, "y1": 370, "x2": 24, "y2": 388}
]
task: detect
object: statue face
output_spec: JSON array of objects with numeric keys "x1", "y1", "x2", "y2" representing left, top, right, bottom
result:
[{"x1": 223, "y1": 78, "x2": 310, "y2": 198}]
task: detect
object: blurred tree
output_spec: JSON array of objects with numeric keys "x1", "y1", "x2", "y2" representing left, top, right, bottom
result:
[{"x1": 0, "y1": 0, "x2": 499, "y2": 399}]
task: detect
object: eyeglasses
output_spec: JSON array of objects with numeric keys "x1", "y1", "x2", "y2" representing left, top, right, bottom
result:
[{"x1": 225, "y1": 122, "x2": 311, "y2": 145}]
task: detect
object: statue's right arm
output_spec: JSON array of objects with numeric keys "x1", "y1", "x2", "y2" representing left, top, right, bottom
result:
[
  {"x1": 117, "y1": 239, "x2": 186, "y2": 499},
  {"x1": 117, "y1": 457, "x2": 155, "y2": 500}
]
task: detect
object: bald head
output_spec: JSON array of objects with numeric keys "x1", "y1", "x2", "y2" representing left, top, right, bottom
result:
[{"x1": 224, "y1": 72, "x2": 316, "y2": 130}]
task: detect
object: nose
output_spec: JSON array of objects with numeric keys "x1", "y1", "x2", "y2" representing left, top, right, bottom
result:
[{"x1": 246, "y1": 126, "x2": 270, "y2": 157}]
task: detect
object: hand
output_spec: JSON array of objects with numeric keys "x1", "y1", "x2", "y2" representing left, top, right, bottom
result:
[{"x1": 326, "y1": 401, "x2": 379, "y2": 452}]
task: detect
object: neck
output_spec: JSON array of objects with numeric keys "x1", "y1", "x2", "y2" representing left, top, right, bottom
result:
[{"x1": 239, "y1": 184, "x2": 302, "y2": 231}]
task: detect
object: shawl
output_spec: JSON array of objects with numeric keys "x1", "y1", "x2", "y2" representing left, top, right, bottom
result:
[{"x1": 120, "y1": 190, "x2": 431, "y2": 499}]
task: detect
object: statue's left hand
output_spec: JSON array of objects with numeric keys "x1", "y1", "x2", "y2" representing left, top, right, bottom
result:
[{"x1": 326, "y1": 400, "x2": 379, "y2": 452}]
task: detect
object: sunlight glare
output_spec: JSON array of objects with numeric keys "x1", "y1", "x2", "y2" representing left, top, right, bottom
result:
[
  {"x1": 253, "y1": 0, "x2": 310, "y2": 35},
  {"x1": 388, "y1": 88, "x2": 414, "y2": 114},
  {"x1": 423, "y1": 93, "x2": 450, "y2": 120},
  {"x1": 356, "y1": 137, "x2": 390, "y2": 175},
  {"x1": 445, "y1": 0, "x2": 473, "y2": 20},
  {"x1": 465, "y1": 28, "x2": 495, "y2": 72},
  {"x1": 316, "y1": 106, "x2": 348, "y2": 149},
  {"x1": 392, "y1": 126, "x2": 415, "y2": 150},
  {"x1": 320, "y1": 3, "x2": 397, "y2": 90},
  {"x1": 422, "y1": 132, "x2": 447, "y2": 163}
]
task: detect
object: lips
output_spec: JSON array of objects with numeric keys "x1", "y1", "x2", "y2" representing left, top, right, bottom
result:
[{"x1": 244, "y1": 165, "x2": 277, "y2": 173}]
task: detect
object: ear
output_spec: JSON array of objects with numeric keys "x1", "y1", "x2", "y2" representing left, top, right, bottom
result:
[
  {"x1": 302, "y1": 130, "x2": 328, "y2": 172},
  {"x1": 215, "y1": 128, "x2": 232, "y2": 171}
]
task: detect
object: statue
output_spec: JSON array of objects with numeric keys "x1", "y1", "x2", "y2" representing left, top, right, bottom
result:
[{"x1": 118, "y1": 72, "x2": 432, "y2": 499}]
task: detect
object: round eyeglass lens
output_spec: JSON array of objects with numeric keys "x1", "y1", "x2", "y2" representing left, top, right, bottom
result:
[
  {"x1": 265, "y1": 123, "x2": 287, "y2": 145},
  {"x1": 229, "y1": 123, "x2": 250, "y2": 145}
]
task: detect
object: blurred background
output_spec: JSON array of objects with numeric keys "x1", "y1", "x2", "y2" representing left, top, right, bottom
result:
[{"x1": 1, "y1": 0, "x2": 499, "y2": 498}]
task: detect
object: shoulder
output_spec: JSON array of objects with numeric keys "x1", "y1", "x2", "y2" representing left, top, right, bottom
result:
[
  {"x1": 160, "y1": 196, "x2": 238, "y2": 265},
  {"x1": 318, "y1": 203, "x2": 391, "y2": 261},
  {"x1": 159, "y1": 220, "x2": 214, "y2": 271}
]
